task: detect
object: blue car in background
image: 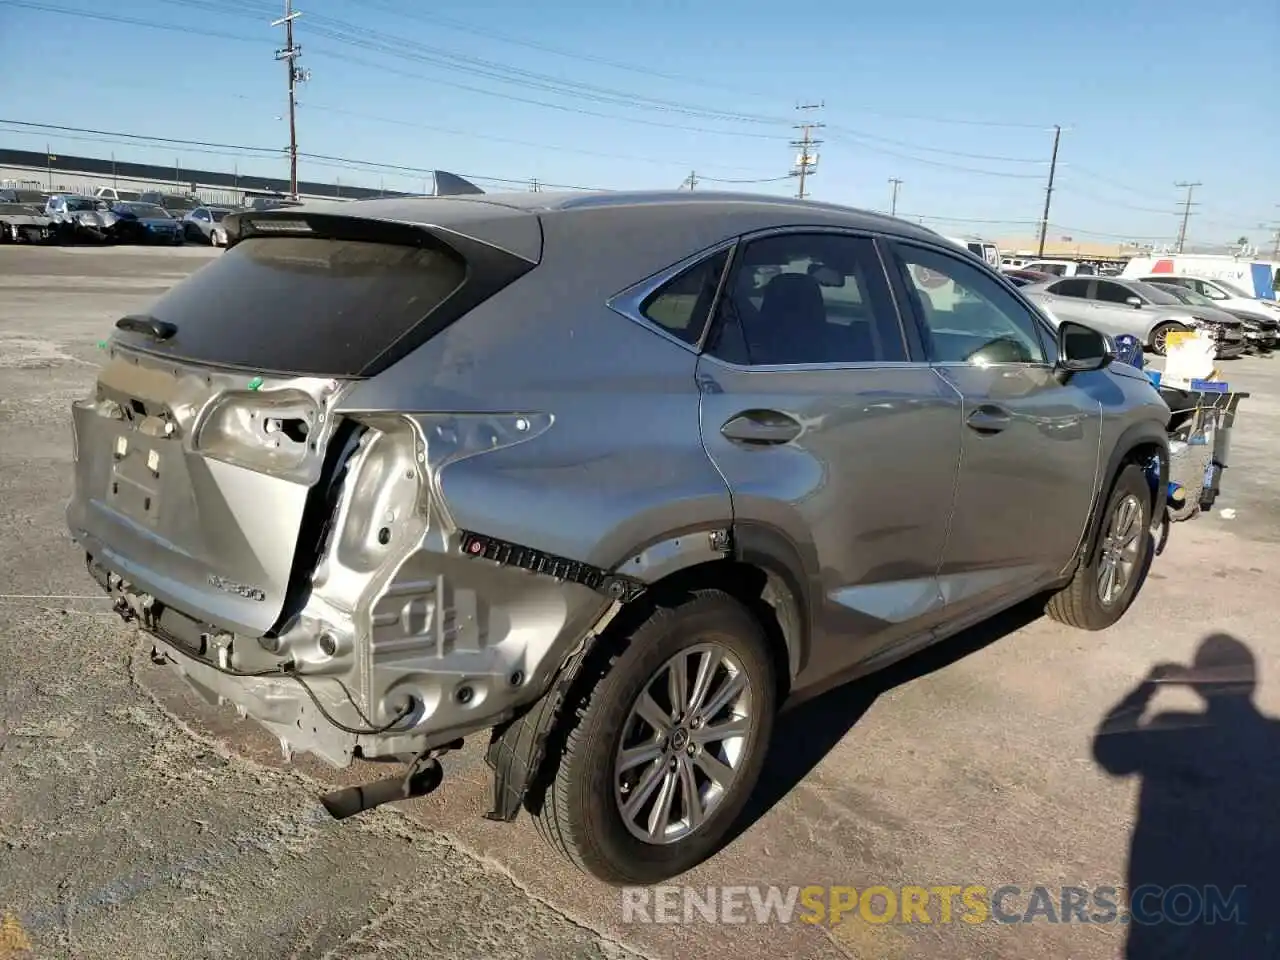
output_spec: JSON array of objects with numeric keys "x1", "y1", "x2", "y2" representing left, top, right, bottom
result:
[{"x1": 107, "y1": 201, "x2": 185, "y2": 245}]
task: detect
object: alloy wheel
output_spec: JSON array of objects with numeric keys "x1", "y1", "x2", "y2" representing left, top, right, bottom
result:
[
  {"x1": 1098, "y1": 493, "x2": 1143, "y2": 605},
  {"x1": 614, "y1": 642, "x2": 754, "y2": 845}
]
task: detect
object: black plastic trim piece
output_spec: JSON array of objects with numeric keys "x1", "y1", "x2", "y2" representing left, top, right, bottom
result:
[
  {"x1": 457, "y1": 530, "x2": 646, "y2": 602},
  {"x1": 271, "y1": 418, "x2": 368, "y2": 636}
]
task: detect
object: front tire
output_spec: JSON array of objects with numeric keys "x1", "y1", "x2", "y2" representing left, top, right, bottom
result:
[
  {"x1": 534, "y1": 589, "x2": 776, "y2": 885},
  {"x1": 1045, "y1": 463, "x2": 1153, "y2": 630},
  {"x1": 1148, "y1": 321, "x2": 1187, "y2": 356}
]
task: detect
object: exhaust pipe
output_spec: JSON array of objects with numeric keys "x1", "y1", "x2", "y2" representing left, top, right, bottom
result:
[{"x1": 319, "y1": 757, "x2": 444, "y2": 820}]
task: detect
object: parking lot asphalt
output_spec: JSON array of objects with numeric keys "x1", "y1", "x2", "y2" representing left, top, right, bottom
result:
[{"x1": 2, "y1": 246, "x2": 1278, "y2": 960}]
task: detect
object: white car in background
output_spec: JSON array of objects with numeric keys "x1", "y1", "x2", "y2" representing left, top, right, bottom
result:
[
  {"x1": 1137, "y1": 275, "x2": 1280, "y2": 324},
  {"x1": 181, "y1": 205, "x2": 235, "y2": 246}
]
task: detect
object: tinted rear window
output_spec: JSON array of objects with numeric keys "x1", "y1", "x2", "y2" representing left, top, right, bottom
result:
[{"x1": 114, "y1": 236, "x2": 468, "y2": 377}]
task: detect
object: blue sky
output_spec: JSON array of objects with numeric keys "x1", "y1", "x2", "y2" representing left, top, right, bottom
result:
[{"x1": 1, "y1": 0, "x2": 1276, "y2": 245}]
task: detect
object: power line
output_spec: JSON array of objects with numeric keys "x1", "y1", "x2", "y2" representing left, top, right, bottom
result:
[
  {"x1": 901, "y1": 214, "x2": 1041, "y2": 225},
  {"x1": 1174, "y1": 181, "x2": 1202, "y2": 253},
  {"x1": 824, "y1": 126, "x2": 1045, "y2": 164},
  {"x1": 1, "y1": 0, "x2": 265, "y2": 43},
  {"x1": 171, "y1": 0, "x2": 789, "y2": 127},
  {"x1": 4, "y1": 0, "x2": 1067, "y2": 137},
  {"x1": 343, "y1": 2, "x2": 1056, "y2": 130},
  {"x1": 698, "y1": 174, "x2": 794, "y2": 184},
  {"x1": 309, "y1": 46, "x2": 784, "y2": 140},
  {"x1": 6, "y1": 0, "x2": 786, "y2": 138},
  {"x1": 0, "y1": 118, "x2": 610, "y2": 190},
  {"x1": 6, "y1": 0, "x2": 1097, "y2": 185},
  {"x1": 832, "y1": 132, "x2": 1046, "y2": 179},
  {"x1": 299, "y1": 102, "x2": 771, "y2": 173},
  {"x1": 173, "y1": 0, "x2": 1058, "y2": 131}
]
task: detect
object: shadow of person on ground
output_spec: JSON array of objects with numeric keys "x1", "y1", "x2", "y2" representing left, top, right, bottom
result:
[
  {"x1": 1092, "y1": 633, "x2": 1280, "y2": 958},
  {"x1": 724, "y1": 594, "x2": 1046, "y2": 846}
]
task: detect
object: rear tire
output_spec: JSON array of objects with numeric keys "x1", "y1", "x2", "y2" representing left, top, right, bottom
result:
[
  {"x1": 533, "y1": 589, "x2": 776, "y2": 886},
  {"x1": 1046, "y1": 463, "x2": 1153, "y2": 630},
  {"x1": 1148, "y1": 321, "x2": 1187, "y2": 356}
]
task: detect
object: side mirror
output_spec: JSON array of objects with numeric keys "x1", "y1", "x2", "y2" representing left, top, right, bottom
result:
[
  {"x1": 1057, "y1": 320, "x2": 1112, "y2": 375},
  {"x1": 1126, "y1": 296, "x2": 1143, "y2": 309}
]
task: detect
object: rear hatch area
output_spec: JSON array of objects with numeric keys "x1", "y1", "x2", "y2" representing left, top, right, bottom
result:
[{"x1": 67, "y1": 202, "x2": 540, "y2": 639}]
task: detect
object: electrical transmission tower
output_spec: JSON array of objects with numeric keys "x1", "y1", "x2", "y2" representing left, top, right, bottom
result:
[
  {"x1": 789, "y1": 102, "x2": 824, "y2": 200},
  {"x1": 1174, "y1": 181, "x2": 1201, "y2": 254},
  {"x1": 273, "y1": 0, "x2": 310, "y2": 199}
]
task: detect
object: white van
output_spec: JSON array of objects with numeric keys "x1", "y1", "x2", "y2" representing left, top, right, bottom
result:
[
  {"x1": 1121, "y1": 254, "x2": 1278, "y2": 301},
  {"x1": 944, "y1": 236, "x2": 1002, "y2": 270}
]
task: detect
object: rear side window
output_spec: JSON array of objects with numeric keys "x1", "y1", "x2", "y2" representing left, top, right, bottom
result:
[
  {"x1": 114, "y1": 235, "x2": 472, "y2": 377},
  {"x1": 712, "y1": 232, "x2": 908, "y2": 366},
  {"x1": 1094, "y1": 280, "x2": 1135, "y2": 304},
  {"x1": 640, "y1": 249, "x2": 729, "y2": 345},
  {"x1": 1049, "y1": 278, "x2": 1091, "y2": 298}
]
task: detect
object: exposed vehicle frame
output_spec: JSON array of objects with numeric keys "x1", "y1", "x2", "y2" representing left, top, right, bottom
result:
[{"x1": 69, "y1": 188, "x2": 1180, "y2": 885}]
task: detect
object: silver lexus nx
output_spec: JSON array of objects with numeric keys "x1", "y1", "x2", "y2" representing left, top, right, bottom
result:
[{"x1": 67, "y1": 189, "x2": 1172, "y2": 884}]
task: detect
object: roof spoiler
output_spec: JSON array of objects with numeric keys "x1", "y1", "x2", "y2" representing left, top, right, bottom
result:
[{"x1": 433, "y1": 170, "x2": 485, "y2": 197}]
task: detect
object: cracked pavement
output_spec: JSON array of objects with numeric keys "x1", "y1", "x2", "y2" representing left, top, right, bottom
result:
[{"x1": 2, "y1": 246, "x2": 1278, "y2": 959}]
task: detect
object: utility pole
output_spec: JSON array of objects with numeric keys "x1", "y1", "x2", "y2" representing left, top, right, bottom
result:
[
  {"x1": 1174, "y1": 181, "x2": 1201, "y2": 254},
  {"x1": 888, "y1": 177, "x2": 903, "y2": 216},
  {"x1": 790, "y1": 102, "x2": 824, "y2": 200},
  {"x1": 683, "y1": 170, "x2": 698, "y2": 191},
  {"x1": 1036, "y1": 124, "x2": 1061, "y2": 257},
  {"x1": 273, "y1": 0, "x2": 309, "y2": 199},
  {"x1": 45, "y1": 143, "x2": 53, "y2": 191},
  {"x1": 530, "y1": 177, "x2": 540, "y2": 192}
]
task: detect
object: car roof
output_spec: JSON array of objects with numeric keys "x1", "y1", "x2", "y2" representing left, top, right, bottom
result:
[{"x1": 287, "y1": 189, "x2": 947, "y2": 245}]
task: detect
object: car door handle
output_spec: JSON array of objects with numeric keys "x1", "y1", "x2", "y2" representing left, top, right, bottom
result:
[
  {"x1": 721, "y1": 410, "x2": 802, "y2": 445},
  {"x1": 966, "y1": 405, "x2": 1012, "y2": 435}
]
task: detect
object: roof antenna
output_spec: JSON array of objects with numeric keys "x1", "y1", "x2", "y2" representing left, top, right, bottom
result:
[{"x1": 433, "y1": 171, "x2": 485, "y2": 196}]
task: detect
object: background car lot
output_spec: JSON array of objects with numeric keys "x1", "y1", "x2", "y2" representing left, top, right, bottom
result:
[{"x1": 1, "y1": 245, "x2": 1278, "y2": 960}]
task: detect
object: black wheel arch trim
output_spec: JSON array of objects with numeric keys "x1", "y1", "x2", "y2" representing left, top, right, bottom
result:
[
  {"x1": 1080, "y1": 421, "x2": 1170, "y2": 568},
  {"x1": 731, "y1": 520, "x2": 817, "y2": 683}
]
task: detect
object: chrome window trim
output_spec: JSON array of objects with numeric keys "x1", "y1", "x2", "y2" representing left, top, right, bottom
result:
[
  {"x1": 605, "y1": 237, "x2": 739, "y2": 354},
  {"x1": 698, "y1": 353, "x2": 931, "y2": 375}
]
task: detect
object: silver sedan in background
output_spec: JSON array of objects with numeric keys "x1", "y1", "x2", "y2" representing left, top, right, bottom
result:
[
  {"x1": 1021, "y1": 275, "x2": 1246, "y2": 357},
  {"x1": 181, "y1": 205, "x2": 236, "y2": 246}
]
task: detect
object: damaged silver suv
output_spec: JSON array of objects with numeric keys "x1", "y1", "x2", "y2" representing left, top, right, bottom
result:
[{"x1": 68, "y1": 187, "x2": 1172, "y2": 885}]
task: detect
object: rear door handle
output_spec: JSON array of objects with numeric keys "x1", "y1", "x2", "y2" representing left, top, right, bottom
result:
[
  {"x1": 966, "y1": 405, "x2": 1012, "y2": 435},
  {"x1": 721, "y1": 410, "x2": 802, "y2": 445}
]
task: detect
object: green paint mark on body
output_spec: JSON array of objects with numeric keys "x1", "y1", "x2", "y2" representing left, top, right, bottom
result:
[{"x1": 247, "y1": 376, "x2": 264, "y2": 391}]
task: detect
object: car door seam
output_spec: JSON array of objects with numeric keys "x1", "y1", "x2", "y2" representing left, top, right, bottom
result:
[
  {"x1": 929, "y1": 365, "x2": 966, "y2": 585},
  {"x1": 693, "y1": 358, "x2": 737, "y2": 528}
]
